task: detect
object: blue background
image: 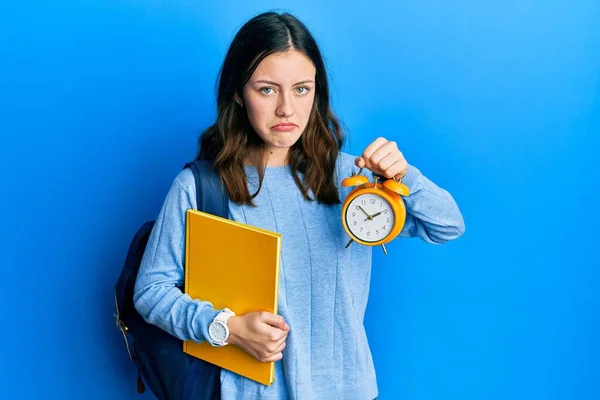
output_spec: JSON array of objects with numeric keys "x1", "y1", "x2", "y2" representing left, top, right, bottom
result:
[{"x1": 1, "y1": 1, "x2": 598, "y2": 399}]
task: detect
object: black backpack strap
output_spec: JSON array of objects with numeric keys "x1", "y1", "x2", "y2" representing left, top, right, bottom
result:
[
  {"x1": 184, "y1": 160, "x2": 229, "y2": 218},
  {"x1": 115, "y1": 160, "x2": 228, "y2": 398}
]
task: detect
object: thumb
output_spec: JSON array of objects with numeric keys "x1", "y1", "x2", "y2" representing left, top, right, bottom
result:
[
  {"x1": 355, "y1": 156, "x2": 365, "y2": 169},
  {"x1": 261, "y1": 312, "x2": 287, "y2": 330}
]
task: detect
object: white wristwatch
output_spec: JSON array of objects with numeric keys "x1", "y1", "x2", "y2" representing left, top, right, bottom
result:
[{"x1": 208, "y1": 308, "x2": 235, "y2": 347}]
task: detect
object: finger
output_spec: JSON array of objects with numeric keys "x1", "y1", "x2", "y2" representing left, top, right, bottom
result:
[
  {"x1": 369, "y1": 141, "x2": 399, "y2": 169},
  {"x1": 267, "y1": 325, "x2": 289, "y2": 342},
  {"x1": 355, "y1": 156, "x2": 365, "y2": 169},
  {"x1": 264, "y1": 335, "x2": 287, "y2": 354},
  {"x1": 362, "y1": 137, "x2": 388, "y2": 167},
  {"x1": 385, "y1": 160, "x2": 409, "y2": 179},
  {"x1": 395, "y1": 168, "x2": 409, "y2": 180},
  {"x1": 260, "y1": 312, "x2": 286, "y2": 330},
  {"x1": 261, "y1": 352, "x2": 283, "y2": 363},
  {"x1": 274, "y1": 340, "x2": 287, "y2": 354},
  {"x1": 277, "y1": 332, "x2": 288, "y2": 347},
  {"x1": 374, "y1": 151, "x2": 402, "y2": 173},
  {"x1": 383, "y1": 160, "x2": 408, "y2": 178}
]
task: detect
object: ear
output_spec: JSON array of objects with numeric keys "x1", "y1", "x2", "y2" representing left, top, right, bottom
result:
[{"x1": 234, "y1": 93, "x2": 243, "y2": 106}]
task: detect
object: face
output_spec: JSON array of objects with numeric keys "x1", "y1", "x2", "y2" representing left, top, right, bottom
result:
[{"x1": 240, "y1": 49, "x2": 317, "y2": 164}]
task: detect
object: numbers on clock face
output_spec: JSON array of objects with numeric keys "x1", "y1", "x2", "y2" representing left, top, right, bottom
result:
[{"x1": 345, "y1": 193, "x2": 394, "y2": 243}]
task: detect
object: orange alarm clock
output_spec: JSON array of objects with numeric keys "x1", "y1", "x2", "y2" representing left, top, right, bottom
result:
[{"x1": 341, "y1": 168, "x2": 410, "y2": 255}]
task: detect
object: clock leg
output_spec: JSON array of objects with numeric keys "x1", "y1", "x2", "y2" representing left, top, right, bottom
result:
[
  {"x1": 345, "y1": 239, "x2": 354, "y2": 248},
  {"x1": 381, "y1": 244, "x2": 388, "y2": 256}
]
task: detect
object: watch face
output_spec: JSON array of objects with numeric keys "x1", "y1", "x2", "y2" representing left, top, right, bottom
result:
[
  {"x1": 209, "y1": 321, "x2": 227, "y2": 343},
  {"x1": 345, "y1": 193, "x2": 395, "y2": 243}
]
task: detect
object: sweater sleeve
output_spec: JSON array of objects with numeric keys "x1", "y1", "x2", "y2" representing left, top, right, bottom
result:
[
  {"x1": 133, "y1": 169, "x2": 221, "y2": 343},
  {"x1": 398, "y1": 164, "x2": 465, "y2": 244},
  {"x1": 336, "y1": 152, "x2": 464, "y2": 245}
]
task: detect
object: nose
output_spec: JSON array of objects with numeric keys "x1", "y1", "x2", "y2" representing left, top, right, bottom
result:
[{"x1": 276, "y1": 93, "x2": 294, "y2": 118}]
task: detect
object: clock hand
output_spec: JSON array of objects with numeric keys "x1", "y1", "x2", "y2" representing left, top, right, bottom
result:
[
  {"x1": 358, "y1": 206, "x2": 373, "y2": 220},
  {"x1": 365, "y1": 211, "x2": 383, "y2": 221},
  {"x1": 364, "y1": 211, "x2": 382, "y2": 222}
]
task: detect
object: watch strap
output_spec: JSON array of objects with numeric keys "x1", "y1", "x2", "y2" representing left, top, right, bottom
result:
[{"x1": 215, "y1": 308, "x2": 235, "y2": 323}]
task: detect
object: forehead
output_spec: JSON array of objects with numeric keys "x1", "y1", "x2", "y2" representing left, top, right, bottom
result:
[{"x1": 251, "y1": 49, "x2": 316, "y2": 82}]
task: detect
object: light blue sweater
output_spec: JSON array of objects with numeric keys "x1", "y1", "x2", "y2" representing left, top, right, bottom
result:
[{"x1": 134, "y1": 152, "x2": 465, "y2": 399}]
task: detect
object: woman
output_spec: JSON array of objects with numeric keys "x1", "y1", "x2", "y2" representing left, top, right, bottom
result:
[{"x1": 134, "y1": 11, "x2": 464, "y2": 400}]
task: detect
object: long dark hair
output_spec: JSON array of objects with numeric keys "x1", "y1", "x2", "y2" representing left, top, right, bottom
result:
[{"x1": 197, "y1": 12, "x2": 344, "y2": 205}]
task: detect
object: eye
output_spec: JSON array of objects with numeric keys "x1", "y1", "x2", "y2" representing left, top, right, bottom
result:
[
  {"x1": 260, "y1": 87, "x2": 275, "y2": 95},
  {"x1": 295, "y1": 86, "x2": 310, "y2": 95}
]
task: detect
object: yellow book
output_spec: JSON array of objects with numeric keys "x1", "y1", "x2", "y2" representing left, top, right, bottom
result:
[{"x1": 183, "y1": 209, "x2": 282, "y2": 386}]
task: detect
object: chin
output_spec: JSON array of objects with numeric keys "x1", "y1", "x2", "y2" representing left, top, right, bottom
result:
[
  {"x1": 267, "y1": 136, "x2": 301, "y2": 148},
  {"x1": 276, "y1": 140, "x2": 301, "y2": 149}
]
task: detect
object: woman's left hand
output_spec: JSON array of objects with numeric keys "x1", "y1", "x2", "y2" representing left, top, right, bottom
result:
[{"x1": 355, "y1": 137, "x2": 409, "y2": 180}]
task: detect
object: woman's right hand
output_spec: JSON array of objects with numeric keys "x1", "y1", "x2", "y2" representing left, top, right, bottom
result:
[{"x1": 225, "y1": 312, "x2": 289, "y2": 363}]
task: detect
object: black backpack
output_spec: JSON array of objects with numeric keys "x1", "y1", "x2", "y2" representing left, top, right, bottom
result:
[{"x1": 114, "y1": 160, "x2": 229, "y2": 400}]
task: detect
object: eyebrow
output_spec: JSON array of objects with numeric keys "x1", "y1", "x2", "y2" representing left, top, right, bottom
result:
[{"x1": 252, "y1": 79, "x2": 314, "y2": 86}]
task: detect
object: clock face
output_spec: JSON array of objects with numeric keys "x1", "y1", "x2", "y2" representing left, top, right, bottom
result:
[
  {"x1": 345, "y1": 193, "x2": 395, "y2": 243},
  {"x1": 209, "y1": 321, "x2": 227, "y2": 342}
]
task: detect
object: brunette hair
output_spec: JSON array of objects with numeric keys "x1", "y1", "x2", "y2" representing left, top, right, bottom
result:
[{"x1": 197, "y1": 12, "x2": 344, "y2": 205}]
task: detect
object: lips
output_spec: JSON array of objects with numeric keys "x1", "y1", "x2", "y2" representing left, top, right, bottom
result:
[{"x1": 271, "y1": 123, "x2": 297, "y2": 132}]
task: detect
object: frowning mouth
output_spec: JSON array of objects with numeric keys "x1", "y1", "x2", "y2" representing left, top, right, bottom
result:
[{"x1": 271, "y1": 123, "x2": 298, "y2": 132}]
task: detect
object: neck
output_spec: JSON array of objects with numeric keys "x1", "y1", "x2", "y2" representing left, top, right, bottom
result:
[{"x1": 265, "y1": 148, "x2": 289, "y2": 167}]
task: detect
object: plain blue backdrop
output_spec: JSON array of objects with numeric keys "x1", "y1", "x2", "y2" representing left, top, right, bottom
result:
[{"x1": 1, "y1": 1, "x2": 598, "y2": 399}]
